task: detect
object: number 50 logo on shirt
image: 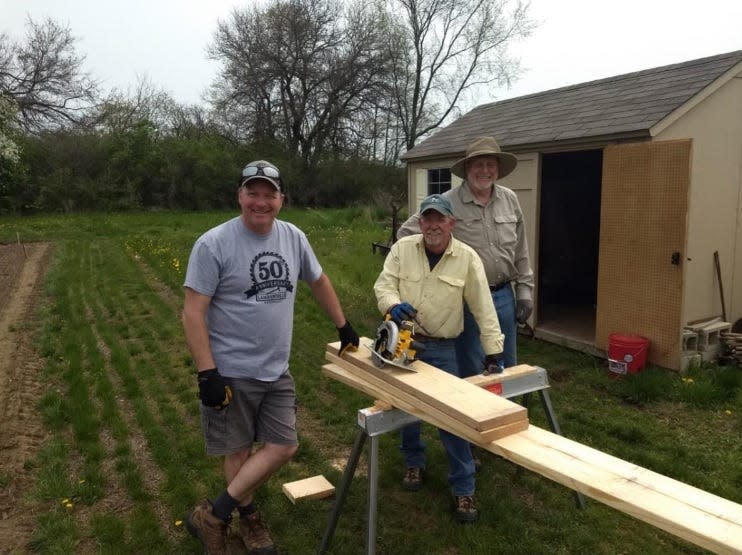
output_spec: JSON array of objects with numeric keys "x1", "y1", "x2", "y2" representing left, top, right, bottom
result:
[{"x1": 244, "y1": 251, "x2": 293, "y2": 303}]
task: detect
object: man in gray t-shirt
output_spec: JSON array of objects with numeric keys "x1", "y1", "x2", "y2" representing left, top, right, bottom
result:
[{"x1": 182, "y1": 160, "x2": 359, "y2": 554}]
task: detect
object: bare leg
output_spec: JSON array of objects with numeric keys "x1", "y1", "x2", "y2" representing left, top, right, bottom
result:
[{"x1": 225, "y1": 443, "x2": 298, "y2": 504}]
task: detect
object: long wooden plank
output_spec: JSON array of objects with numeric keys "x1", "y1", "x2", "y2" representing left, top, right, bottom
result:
[
  {"x1": 517, "y1": 426, "x2": 742, "y2": 527},
  {"x1": 327, "y1": 340, "x2": 526, "y2": 430},
  {"x1": 322, "y1": 359, "x2": 742, "y2": 554},
  {"x1": 324, "y1": 359, "x2": 528, "y2": 442},
  {"x1": 492, "y1": 431, "x2": 742, "y2": 554}
]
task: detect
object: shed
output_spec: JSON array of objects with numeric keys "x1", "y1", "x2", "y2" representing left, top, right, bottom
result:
[{"x1": 401, "y1": 50, "x2": 742, "y2": 371}]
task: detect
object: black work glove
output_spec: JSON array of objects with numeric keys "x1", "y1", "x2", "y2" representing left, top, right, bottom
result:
[
  {"x1": 197, "y1": 368, "x2": 232, "y2": 408},
  {"x1": 483, "y1": 354, "x2": 505, "y2": 375},
  {"x1": 389, "y1": 302, "x2": 417, "y2": 324},
  {"x1": 338, "y1": 320, "x2": 360, "y2": 356},
  {"x1": 516, "y1": 299, "x2": 533, "y2": 324}
]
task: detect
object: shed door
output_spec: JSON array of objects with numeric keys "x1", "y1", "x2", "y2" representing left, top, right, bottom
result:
[{"x1": 595, "y1": 139, "x2": 691, "y2": 370}]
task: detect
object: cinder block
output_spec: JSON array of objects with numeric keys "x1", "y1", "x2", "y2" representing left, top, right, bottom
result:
[
  {"x1": 680, "y1": 353, "x2": 702, "y2": 374},
  {"x1": 682, "y1": 329, "x2": 698, "y2": 352},
  {"x1": 701, "y1": 346, "x2": 720, "y2": 363},
  {"x1": 697, "y1": 322, "x2": 732, "y2": 352}
]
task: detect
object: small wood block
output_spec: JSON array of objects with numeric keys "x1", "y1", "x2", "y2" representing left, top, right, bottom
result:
[{"x1": 282, "y1": 475, "x2": 335, "y2": 504}]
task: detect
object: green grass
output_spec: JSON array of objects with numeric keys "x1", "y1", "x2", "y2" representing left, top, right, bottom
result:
[{"x1": 2, "y1": 210, "x2": 740, "y2": 554}]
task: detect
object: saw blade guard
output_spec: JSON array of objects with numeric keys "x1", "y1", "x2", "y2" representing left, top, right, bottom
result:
[{"x1": 373, "y1": 319, "x2": 399, "y2": 364}]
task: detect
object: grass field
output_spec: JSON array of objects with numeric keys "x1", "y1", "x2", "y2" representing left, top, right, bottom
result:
[{"x1": 2, "y1": 209, "x2": 741, "y2": 554}]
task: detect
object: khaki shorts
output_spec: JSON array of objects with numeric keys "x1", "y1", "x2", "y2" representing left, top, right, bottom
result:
[{"x1": 200, "y1": 372, "x2": 298, "y2": 456}]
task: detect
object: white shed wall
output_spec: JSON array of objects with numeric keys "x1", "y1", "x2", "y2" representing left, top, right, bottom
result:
[{"x1": 656, "y1": 71, "x2": 742, "y2": 326}]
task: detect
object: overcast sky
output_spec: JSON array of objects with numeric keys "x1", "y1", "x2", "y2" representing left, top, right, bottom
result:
[{"x1": 2, "y1": 0, "x2": 741, "y2": 108}]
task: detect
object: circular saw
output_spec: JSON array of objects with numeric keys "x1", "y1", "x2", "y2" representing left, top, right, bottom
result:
[{"x1": 371, "y1": 315, "x2": 425, "y2": 369}]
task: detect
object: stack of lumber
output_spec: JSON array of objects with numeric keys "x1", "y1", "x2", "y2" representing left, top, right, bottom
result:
[
  {"x1": 720, "y1": 331, "x2": 742, "y2": 365},
  {"x1": 324, "y1": 340, "x2": 529, "y2": 442},
  {"x1": 323, "y1": 339, "x2": 742, "y2": 554}
]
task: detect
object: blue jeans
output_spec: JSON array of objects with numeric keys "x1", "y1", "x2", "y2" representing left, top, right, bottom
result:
[
  {"x1": 400, "y1": 338, "x2": 476, "y2": 496},
  {"x1": 456, "y1": 285, "x2": 517, "y2": 378}
]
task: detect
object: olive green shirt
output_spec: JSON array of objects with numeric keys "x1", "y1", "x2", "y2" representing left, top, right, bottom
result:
[
  {"x1": 398, "y1": 182, "x2": 535, "y2": 302},
  {"x1": 374, "y1": 234, "x2": 504, "y2": 355}
]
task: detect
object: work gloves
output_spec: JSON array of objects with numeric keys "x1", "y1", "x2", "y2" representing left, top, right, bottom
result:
[
  {"x1": 390, "y1": 302, "x2": 417, "y2": 324},
  {"x1": 338, "y1": 320, "x2": 360, "y2": 356},
  {"x1": 197, "y1": 368, "x2": 232, "y2": 409},
  {"x1": 516, "y1": 299, "x2": 533, "y2": 324},
  {"x1": 483, "y1": 354, "x2": 505, "y2": 375}
]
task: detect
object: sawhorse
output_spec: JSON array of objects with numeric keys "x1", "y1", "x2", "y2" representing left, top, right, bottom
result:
[{"x1": 318, "y1": 366, "x2": 586, "y2": 555}]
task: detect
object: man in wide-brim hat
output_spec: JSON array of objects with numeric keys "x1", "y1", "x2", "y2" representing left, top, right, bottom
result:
[{"x1": 398, "y1": 135, "x2": 534, "y2": 382}]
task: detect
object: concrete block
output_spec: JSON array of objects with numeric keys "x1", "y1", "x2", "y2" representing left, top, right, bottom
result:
[
  {"x1": 680, "y1": 353, "x2": 702, "y2": 374},
  {"x1": 682, "y1": 329, "x2": 698, "y2": 352},
  {"x1": 697, "y1": 322, "x2": 731, "y2": 352}
]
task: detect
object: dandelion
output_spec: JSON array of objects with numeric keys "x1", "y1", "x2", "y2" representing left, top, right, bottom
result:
[
  {"x1": 725, "y1": 409, "x2": 732, "y2": 416},
  {"x1": 175, "y1": 520, "x2": 183, "y2": 527}
]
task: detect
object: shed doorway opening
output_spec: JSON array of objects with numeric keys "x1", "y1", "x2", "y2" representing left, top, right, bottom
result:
[{"x1": 536, "y1": 150, "x2": 602, "y2": 349}]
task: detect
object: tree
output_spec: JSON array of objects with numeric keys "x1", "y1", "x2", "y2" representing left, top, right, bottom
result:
[
  {"x1": 386, "y1": 0, "x2": 534, "y2": 150},
  {"x1": 0, "y1": 17, "x2": 98, "y2": 132},
  {"x1": 208, "y1": 0, "x2": 391, "y2": 192}
]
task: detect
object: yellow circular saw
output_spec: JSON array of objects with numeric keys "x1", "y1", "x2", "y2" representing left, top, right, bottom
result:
[{"x1": 371, "y1": 315, "x2": 425, "y2": 368}]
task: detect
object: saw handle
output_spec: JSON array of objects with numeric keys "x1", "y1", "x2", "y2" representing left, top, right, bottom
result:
[{"x1": 389, "y1": 302, "x2": 417, "y2": 324}]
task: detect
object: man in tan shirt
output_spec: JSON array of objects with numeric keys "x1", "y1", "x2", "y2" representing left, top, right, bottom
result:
[
  {"x1": 397, "y1": 136, "x2": 535, "y2": 376},
  {"x1": 374, "y1": 193, "x2": 504, "y2": 523}
]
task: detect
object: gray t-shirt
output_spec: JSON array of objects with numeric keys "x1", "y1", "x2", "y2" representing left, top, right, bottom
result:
[{"x1": 184, "y1": 217, "x2": 323, "y2": 380}]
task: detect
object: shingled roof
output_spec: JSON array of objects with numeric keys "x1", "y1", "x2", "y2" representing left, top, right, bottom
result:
[{"x1": 401, "y1": 50, "x2": 742, "y2": 161}]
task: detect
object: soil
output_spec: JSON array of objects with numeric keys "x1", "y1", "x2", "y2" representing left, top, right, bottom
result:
[{"x1": 0, "y1": 242, "x2": 52, "y2": 553}]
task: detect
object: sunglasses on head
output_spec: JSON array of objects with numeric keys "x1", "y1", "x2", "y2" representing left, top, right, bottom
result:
[{"x1": 242, "y1": 165, "x2": 280, "y2": 180}]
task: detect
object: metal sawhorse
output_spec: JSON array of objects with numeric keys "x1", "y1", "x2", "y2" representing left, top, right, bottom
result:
[{"x1": 318, "y1": 366, "x2": 586, "y2": 555}]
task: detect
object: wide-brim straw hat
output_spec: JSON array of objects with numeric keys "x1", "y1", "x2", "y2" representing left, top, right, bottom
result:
[{"x1": 450, "y1": 137, "x2": 518, "y2": 180}]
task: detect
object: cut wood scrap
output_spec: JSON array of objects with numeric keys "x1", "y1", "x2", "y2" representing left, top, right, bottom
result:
[
  {"x1": 327, "y1": 339, "x2": 526, "y2": 431},
  {"x1": 322, "y1": 363, "x2": 528, "y2": 443},
  {"x1": 282, "y1": 475, "x2": 335, "y2": 504}
]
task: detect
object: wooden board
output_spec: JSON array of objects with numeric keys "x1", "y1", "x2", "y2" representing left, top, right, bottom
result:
[
  {"x1": 493, "y1": 428, "x2": 742, "y2": 554},
  {"x1": 327, "y1": 340, "x2": 527, "y2": 431},
  {"x1": 282, "y1": 475, "x2": 335, "y2": 504},
  {"x1": 323, "y1": 362, "x2": 528, "y2": 443},
  {"x1": 465, "y1": 364, "x2": 538, "y2": 387},
  {"x1": 322, "y1": 352, "x2": 742, "y2": 554}
]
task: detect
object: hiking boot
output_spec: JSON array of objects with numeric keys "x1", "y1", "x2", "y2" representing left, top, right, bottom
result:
[
  {"x1": 185, "y1": 499, "x2": 227, "y2": 554},
  {"x1": 454, "y1": 495, "x2": 479, "y2": 523},
  {"x1": 402, "y1": 467, "x2": 423, "y2": 491},
  {"x1": 238, "y1": 510, "x2": 277, "y2": 555}
]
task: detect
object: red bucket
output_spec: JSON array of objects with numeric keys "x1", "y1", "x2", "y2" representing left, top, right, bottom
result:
[{"x1": 608, "y1": 333, "x2": 649, "y2": 375}]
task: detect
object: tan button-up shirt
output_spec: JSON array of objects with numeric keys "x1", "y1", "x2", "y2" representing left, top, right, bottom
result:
[
  {"x1": 398, "y1": 183, "x2": 534, "y2": 301},
  {"x1": 374, "y1": 234, "x2": 504, "y2": 355}
]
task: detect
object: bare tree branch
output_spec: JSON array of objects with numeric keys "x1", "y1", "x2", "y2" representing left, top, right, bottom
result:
[{"x1": 0, "y1": 17, "x2": 98, "y2": 132}]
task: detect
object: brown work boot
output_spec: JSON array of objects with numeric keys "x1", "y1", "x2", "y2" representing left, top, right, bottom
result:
[
  {"x1": 454, "y1": 495, "x2": 479, "y2": 523},
  {"x1": 185, "y1": 499, "x2": 227, "y2": 554},
  {"x1": 402, "y1": 467, "x2": 423, "y2": 491},
  {"x1": 238, "y1": 510, "x2": 277, "y2": 554}
]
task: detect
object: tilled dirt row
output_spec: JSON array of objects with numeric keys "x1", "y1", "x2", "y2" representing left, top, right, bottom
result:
[{"x1": 0, "y1": 242, "x2": 52, "y2": 553}]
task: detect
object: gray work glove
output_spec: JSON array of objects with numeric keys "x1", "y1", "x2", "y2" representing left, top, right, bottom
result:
[{"x1": 516, "y1": 299, "x2": 533, "y2": 324}]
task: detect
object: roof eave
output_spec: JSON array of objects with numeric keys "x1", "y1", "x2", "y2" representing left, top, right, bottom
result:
[{"x1": 401, "y1": 130, "x2": 652, "y2": 163}]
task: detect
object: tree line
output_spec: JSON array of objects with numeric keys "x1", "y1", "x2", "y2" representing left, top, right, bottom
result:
[{"x1": 0, "y1": 0, "x2": 532, "y2": 213}]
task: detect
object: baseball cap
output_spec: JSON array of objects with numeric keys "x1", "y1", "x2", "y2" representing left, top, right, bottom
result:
[
  {"x1": 240, "y1": 160, "x2": 281, "y2": 192},
  {"x1": 420, "y1": 194, "x2": 453, "y2": 217}
]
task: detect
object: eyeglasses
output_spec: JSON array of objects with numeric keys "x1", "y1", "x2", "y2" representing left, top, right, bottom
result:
[{"x1": 242, "y1": 164, "x2": 280, "y2": 180}]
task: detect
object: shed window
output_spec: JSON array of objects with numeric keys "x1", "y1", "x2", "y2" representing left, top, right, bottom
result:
[{"x1": 427, "y1": 168, "x2": 451, "y2": 195}]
